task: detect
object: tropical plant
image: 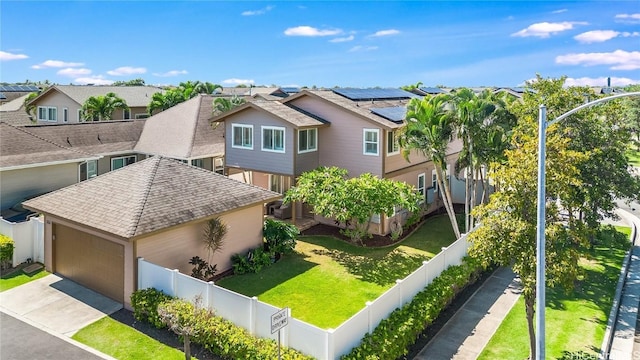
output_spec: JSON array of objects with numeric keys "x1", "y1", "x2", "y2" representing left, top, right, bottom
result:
[
  {"x1": 112, "y1": 78, "x2": 146, "y2": 86},
  {"x1": 80, "y1": 92, "x2": 129, "y2": 121},
  {"x1": 188, "y1": 256, "x2": 217, "y2": 280},
  {"x1": 23, "y1": 92, "x2": 39, "y2": 119},
  {"x1": 202, "y1": 217, "x2": 226, "y2": 261},
  {"x1": 397, "y1": 94, "x2": 461, "y2": 239},
  {"x1": 147, "y1": 89, "x2": 186, "y2": 114},
  {"x1": 212, "y1": 95, "x2": 246, "y2": 115},
  {"x1": 263, "y1": 218, "x2": 299, "y2": 256}
]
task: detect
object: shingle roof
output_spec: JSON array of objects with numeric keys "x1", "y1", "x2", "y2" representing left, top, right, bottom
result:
[
  {"x1": 0, "y1": 122, "x2": 97, "y2": 169},
  {"x1": 219, "y1": 87, "x2": 281, "y2": 97},
  {"x1": 0, "y1": 93, "x2": 31, "y2": 112},
  {"x1": 134, "y1": 95, "x2": 224, "y2": 159},
  {"x1": 32, "y1": 85, "x2": 163, "y2": 107},
  {"x1": 24, "y1": 157, "x2": 281, "y2": 239},
  {"x1": 0, "y1": 110, "x2": 33, "y2": 126},
  {"x1": 24, "y1": 120, "x2": 145, "y2": 155},
  {"x1": 211, "y1": 100, "x2": 326, "y2": 128}
]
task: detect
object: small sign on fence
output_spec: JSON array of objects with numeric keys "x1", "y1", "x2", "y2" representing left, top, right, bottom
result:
[{"x1": 271, "y1": 307, "x2": 289, "y2": 334}]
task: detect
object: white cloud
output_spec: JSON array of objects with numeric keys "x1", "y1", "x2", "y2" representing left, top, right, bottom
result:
[
  {"x1": 330, "y1": 35, "x2": 354, "y2": 43},
  {"x1": 0, "y1": 51, "x2": 28, "y2": 61},
  {"x1": 574, "y1": 30, "x2": 639, "y2": 44},
  {"x1": 284, "y1": 26, "x2": 342, "y2": 37},
  {"x1": 152, "y1": 70, "x2": 188, "y2": 77},
  {"x1": 74, "y1": 76, "x2": 113, "y2": 85},
  {"x1": 242, "y1": 5, "x2": 274, "y2": 16},
  {"x1": 371, "y1": 29, "x2": 400, "y2": 37},
  {"x1": 564, "y1": 76, "x2": 640, "y2": 87},
  {"x1": 556, "y1": 50, "x2": 640, "y2": 70},
  {"x1": 222, "y1": 78, "x2": 255, "y2": 86},
  {"x1": 107, "y1": 66, "x2": 147, "y2": 76},
  {"x1": 511, "y1": 21, "x2": 588, "y2": 38},
  {"x1": 57, "y1": 68, "x2": 92, "y2": 77},
  {"x1": 32, "y1": 59, "x2": 84, "y2": 69},
  {"x1": 552, "y1": 9, "x2": 568, "y2": 14},
  {"x1": 348, "y1": 45, "x2": 379, "y2": 52},
  {"x1": 615, "y1": 13, "x2": 640, "y2": 23}
]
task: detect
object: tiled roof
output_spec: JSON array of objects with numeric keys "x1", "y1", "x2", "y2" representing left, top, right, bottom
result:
[
  {"x1": 0, "y1": 111, "x2": 33, "y2": 126},
  {"x1": 24, "y1": 157, "x2": 281, "y2": 238},
  {"x1": 24, "y1": 120, "x2": 145, "y2": 155},
  {"x1": 33, "y1": 85, "x2": 164, "y2": 107},
  {"x1": 0, "y1": 122, "x2": 97, "y2": 169},
  {"x1": 211, "y1": 100, "x2": 326, "y2": 128},
  {"x1": 134, "y1": 95, "x2": 224, "y2": 159},
  {"x1": 0, "y1": 93, "x2": 31, "y2": 112}
]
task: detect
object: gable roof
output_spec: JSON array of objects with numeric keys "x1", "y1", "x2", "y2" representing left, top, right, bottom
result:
[
  {"x1": 211, "y1": 100, "x2": 326, "y2": 128},
  {"x1": 29, "y1": 85, "x2": 164, "y2": 108},
  {"x1": 25, "y1": 120, "x2": 145, "y2": 155},
  {"x1": 0, "y1": 93, "x2": 31, "y2": 112},
  {"x1": 0, "y1": 110, "x2": 33, "y2": 126},
  {"x1": 0, "y1": 122, "x2": 99, "y2": 170},
  {"x1": 24, "y1": 157, "x2": 280, "y2": 239},
  {"x1": 134, "y1": 95, "x2": 224, "y2": 159}
]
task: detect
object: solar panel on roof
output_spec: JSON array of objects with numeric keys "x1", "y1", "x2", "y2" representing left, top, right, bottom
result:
[
  {"x1": 281, "y1": 87, "x2": 300, "y2": 93},
  {"x1": 418, "y1": 87, "x2": 445, "y2": 94},
  {"x1": 0, "y1": 93, "x2": 6, "y2": 99},
  {"x1": 370, "y1": 106, "x2": 407, "y2": 123},
  {"x1": 0, "y1": 85, "x2": 40, "y2": 92},
  {"x1": 333, "y1": 88, "x2": 417, "y2": 101}
]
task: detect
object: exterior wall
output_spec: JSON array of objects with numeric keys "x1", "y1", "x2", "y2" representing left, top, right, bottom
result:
[
  {"x1": 289, "y1": 97, "x2": 383, "y2": 177},
  {"x1": 99, "y1": 153, "x2": 138, "y2": 174},
  {"x1": 224, "y1": 110, "x2": 294, "y2": 175},
  {"x1": 136, "y1": 205, "x2": 265, "y2": 274},
  {"x1": 295, "y1": 143, "x2": 320, "y2": 175},
  {"x1": 0, "y1": 163, "x2": 79, "y2": 210}
]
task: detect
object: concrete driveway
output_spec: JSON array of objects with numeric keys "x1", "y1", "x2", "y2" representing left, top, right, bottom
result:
[{"x1": 0, "y1": 274, "x2": 122, "y2": 336}]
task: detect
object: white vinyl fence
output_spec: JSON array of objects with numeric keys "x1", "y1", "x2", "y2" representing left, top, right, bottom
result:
[
  {"x1": 0, "y1": 217, "x2": 44, "y2": 266},
  {"x1": 138, "y1": 233, "x2": 471, "y2": 360}
]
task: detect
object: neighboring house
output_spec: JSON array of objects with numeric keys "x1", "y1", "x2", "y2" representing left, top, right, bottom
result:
[
  {"x1": 0, "y1": 84, "x2": 41, "y2": 104},
  {"x1": 26, "y1": 85, "x2": 164, "y2": 125},
  {"x1": 410, "y1": 87, "x2": 448, "y2": 96},
  {"x1": 0, "y1": 122, "x2": 100, "y2": 210},
  {"x1": 213, "y1": 88, "x2": 464, "y2": 234},
  {"x1": 23, "y1": 156, "x2": 280, "y2": 308},
  {"x1": 134, "y1": 94, "x2": 225, "y2": 173},
  {"x1": 219, "y1": 86, "x2": 289, "y2": 98},
  {"x1": 0, "y1": 93, "x2": 34, "y2": 126}
]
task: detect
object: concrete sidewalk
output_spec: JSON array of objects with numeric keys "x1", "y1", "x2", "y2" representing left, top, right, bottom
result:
[{"x1": 413, "y1": 267, "x2": 522, "y2": 360}]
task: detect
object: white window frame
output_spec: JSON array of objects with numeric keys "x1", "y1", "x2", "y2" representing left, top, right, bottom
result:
[
  {"x1": 62, "y1": 108, "x2": 68, "y2": 123},
  {"x1": 37, "y1": 106, "x2": 57, "y2": 122},
  {"x1": 232, "y1": 124, "x2": 254, "y2": 150},
  {"x1": 191, "y1": 158, "x2": 204, "y2": 168},
  {"x1": 261, "y1": 126, "x2": 285, "y2": 153},
  {"x1": 78, "y1": 160, "x2": 98, "y2": 181},
  {"x1": 111, "y1": 155, "x2": 136, "y2": 170},
  {"x1": 387, "y1": 130, "x2": 400, "y2": 156},
  {"x1": 298, "y1": 128, "x2": 317, "y2": 154},
  {"x1": 418, "y1": 173, "x2": 426, "y2": 204},
  {"x1": 363, "y1": 128, "x2": 379, "y2": 156}
]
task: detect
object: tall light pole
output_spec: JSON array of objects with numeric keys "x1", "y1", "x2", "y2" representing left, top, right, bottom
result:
[{"x1": 536, "y1": 91, "x2": 640, "y2": 360}]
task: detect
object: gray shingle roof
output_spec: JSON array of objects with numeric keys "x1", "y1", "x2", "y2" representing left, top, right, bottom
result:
[
  {"x1": 0, "y1": 122, "x2": 97, "y2": 169},
  {"x1": 24, "y1": 120, "x2": 145, "y2": 155},
  {"x1": 32, "y1": 85, "x2": 164, "y2": 107},
  {"x1": 134, "y1": 95, "x2": 224, "y2": 159},
  {"x1": 0, "y1": 93, "x2": 31, "y2": 112},
  {"x1": 24, "y1": 157, "x2": 281, "y2": 239},
  {"x1": 211, "y1": 100, "x2": 326, "y2": 128},
  {"x1": 0, "y1": 110, "x2": 33, "y2": 126}
]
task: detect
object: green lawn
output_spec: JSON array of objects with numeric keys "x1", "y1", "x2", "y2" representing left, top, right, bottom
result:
[
  {"x1": 478, "y1": 226, "x2": 631, "y2": 359},
  {"x1": 0, "y1": 267, "x2": 49, "y2": 292},
  {"x1": 217, "y1": 215, "x2": 458, "y2": 329},
  {"x1": 627, "y1": 143, "x2": 640, "y2": 167},
  {"x1": 72, "y1": 317, "x2": 188, "y2": 360}
]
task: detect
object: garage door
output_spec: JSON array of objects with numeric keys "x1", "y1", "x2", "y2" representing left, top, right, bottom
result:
[{"x1": 54, "y1": 224, "x2": 124, "y2": 302}]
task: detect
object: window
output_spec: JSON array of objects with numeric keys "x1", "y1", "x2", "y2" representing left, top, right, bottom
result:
[
  {"x1": 192, "y1": 158, "x2": 204, "y2": 168},
  {"x1": 387, "y1": 130, "x2": 399, "y2": 155},
  {"x1": 37, "y1": 106, "x2": 57, "y2": 122},
  {"x1": 298, "y1": 128, "x2": 317, "y2": 153},
  {"x1": 232, "y1": 124, "x2": 253, "y2": 149},
  {"x1": 111, "y1": 155, "x2": 136, "y2": 170},
  {"x1": 269, "y1": 174, "x2": 290, "y2": 194},
  {"x1": 123, "y1": 109, "x2": 131, "y2": 120},
  {"x1": 432, "y1": 170, "x2": 438, "y2": 191},
  {"x1": 135, "y1": 113, "x2": 150, "y2": 119},
  {"x1": 363, "y1": 129, "x2": 379, "y2": 156},
  {"x1": 262, "y1": 126, "x2": 285, "y2": 153},
  {"x1": 418, "y1": 173, "x2": 425, "y2": 197},
  {"x1": 62, "y1": 108, "x2": 68, "y2": 123},
  {"x1": 79, "y1": 160, "x2": 97, "y2": 181}
]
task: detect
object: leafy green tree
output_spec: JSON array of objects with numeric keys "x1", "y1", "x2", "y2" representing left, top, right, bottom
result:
[
  {"x1": 80, "y1": 92, "x2": 129, "y2": 121},
  {"x1": 213, "y1": 95, "x2": 246, "y2": 115},
  {"x1": 398, "y1": 94, "x2": 461, "y2": 239},
  {"x1": 23, "y1": 92, "x2": 39, "y2": 119},
  {"x1": 112, "y1": 78, "x2": 146, "y2": 86},
  {"x1": 622, "y1": 84, "x2": 640, "y2": 142},
  {"x1": 147, "y1": 89, "x2": 186, "y2": 114}
]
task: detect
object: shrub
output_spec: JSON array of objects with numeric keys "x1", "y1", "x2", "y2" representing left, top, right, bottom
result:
[
  {"x1": 130, "y1": 288, "x2": 174, "y2": 328},
  {"x1": 0, "y1": 234, "x2": 14, "y2": 270},
  {"x1": 189, "y1": 256, "x2": 217, "y2": 281},
  {"x1": 231, "y1": 247, "x2": 276, "y2": 275},
  {"x1": 263, "y1": 218, "x2": 299, "y2": 255}
]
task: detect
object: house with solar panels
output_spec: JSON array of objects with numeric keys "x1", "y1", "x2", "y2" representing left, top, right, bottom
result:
[
  {"x1": 211, "y1": 88, "x2": 465, "y2": 235},
  {"x1": 0, "y1": 84, "x2": 41, "y2": 104},
  {"x1": 26, "y1": 85, "x2": 164, "y2": 125}
]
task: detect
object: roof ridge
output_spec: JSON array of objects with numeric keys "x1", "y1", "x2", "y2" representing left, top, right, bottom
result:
[
  {"x1": 0, "y1": 121, "x2": 97, "y2": 157},
  {"x1": 185, "y1": 95, "x2": 204, "y2": 158},
  {"x1": 129, "y1": 156, "x2": 161, "y2": 237}
]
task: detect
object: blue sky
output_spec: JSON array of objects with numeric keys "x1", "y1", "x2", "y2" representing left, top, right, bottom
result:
[{"x1": 1, "y1": 1, "x2": 638, "y2": 88}]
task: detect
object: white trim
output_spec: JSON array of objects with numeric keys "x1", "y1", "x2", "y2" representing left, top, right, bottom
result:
[
  {"x1": 1, "y1": 156, "x2": 102, "y2": 172},
  {"x1": 111, "y1": 155, "x2": 136, "y2": 170},
  {"x1": 78, "y1": 159, "x2": 98, "y2": 181},
  {"x1": 62, "y1": 107, "x2": 68, "y2": 123},
  {"x1": 363, "y1": 128, "x2": 379, "y2": 156},
  {"x1": 37, "y1": 106, "x2": 57, "y2": 122},
  {"x1": 231, "y1": 123, "x2": 254, "y2": 150},
  {"x1": 298, "y1": 128, "x2": 318, "y2": 154},
  {"x1": 261, "y1": 126, "x2": 286, "y2": 153},
  {"x1": 386, "y1": 130, "x2": 400, "y2": 156}
]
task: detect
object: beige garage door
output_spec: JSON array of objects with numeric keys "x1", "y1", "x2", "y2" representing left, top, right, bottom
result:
[{"x1": 54, "y1": 224, "x2": 124, "y2": 302}]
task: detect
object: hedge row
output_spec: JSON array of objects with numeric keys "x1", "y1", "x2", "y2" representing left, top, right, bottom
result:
[
  {"x1": 130, "y1": 288, "x2": 314, "y2": 360},
  {"x1": 341, "y1": 256, "x2": 485, "y2": 360}
]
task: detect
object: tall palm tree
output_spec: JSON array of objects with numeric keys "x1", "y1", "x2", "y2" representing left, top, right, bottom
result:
[
  {"x1": 80, "y1": 92, "x2": 129, "y2": 121},
  {"x1": 192, "y1": 81, "x2": 222, "y2": 95},
  {"x1": 398, "y1": 94, "x2": 461, "y2": 239},
  {"x1": 147, "y1": 89, "x2": 186, "y2": 114}
]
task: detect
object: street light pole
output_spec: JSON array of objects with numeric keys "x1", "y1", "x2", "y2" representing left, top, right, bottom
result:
[{"x1": 535, "y1": 91, "x2": 640, "y2": 360}]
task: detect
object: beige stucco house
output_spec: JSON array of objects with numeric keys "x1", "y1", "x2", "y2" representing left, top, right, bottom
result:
[{"x1": 24, "y1": 157, "x2": 280, "y2": 308}]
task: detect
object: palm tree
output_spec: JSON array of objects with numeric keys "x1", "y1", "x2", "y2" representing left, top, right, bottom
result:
[
  {"x1": 80, "y1": 92, "x2": 129, "y2": 121},
  {"x1": 147, "y1": 89, "x2": 186, "y2": 114},
  {"x1": 192, "y1": 81, "x2": 222, "y2": 95},
  {"x1": 398, "y1": 94, "x2": 461, "y2": 239},
  {"x1": 212, "y1": 96, "x2": 245, "y2": 116}
]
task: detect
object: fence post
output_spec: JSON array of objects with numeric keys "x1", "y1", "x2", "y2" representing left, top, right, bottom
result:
[
  {"x1": 207, "y1": 281, "x2": 214, "y2": 310},
  {"x1": 396, "y1": 279, "x2": 404, "y2": 307},
  {"x1": 137, "y1": 257, "x2": 144, "y2": 290},
  {"x1": 365, "y1": 301, "x2": 373, "y2": 333},
  {"x1": 441, "y1": 247, "x2": 448, "y2": 271},
  {"x1": 423, "y1": 260, "x2": 429, "y2": 286},
  {"x1": 172, "y1": 269, "x2": 179, "y2": 297},
  {"x1": 327, "y1": 328, "x2": 335, "y2": 360},
  {"x1": 250, "y1": 296, "x2": 258, "y2": 335}
]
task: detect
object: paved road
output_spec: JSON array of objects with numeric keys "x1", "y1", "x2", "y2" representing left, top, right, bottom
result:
[{"x1": 0, "y1": 311, "x2": 108, "y2": 360}]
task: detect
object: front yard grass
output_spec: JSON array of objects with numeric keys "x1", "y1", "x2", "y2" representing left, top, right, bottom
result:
[
  {"x1": 0, "y1": 266, "x2": 49, "y2": 292},
  {"x1": 72, "y1": 316, "x2": 188, "y2": 360},
  {"x1": 217, "y1": 214, "x2": 458, "y2": 329},
  {"x1": 478, "y1": 225, "x2": 631, "y2": 359}
]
